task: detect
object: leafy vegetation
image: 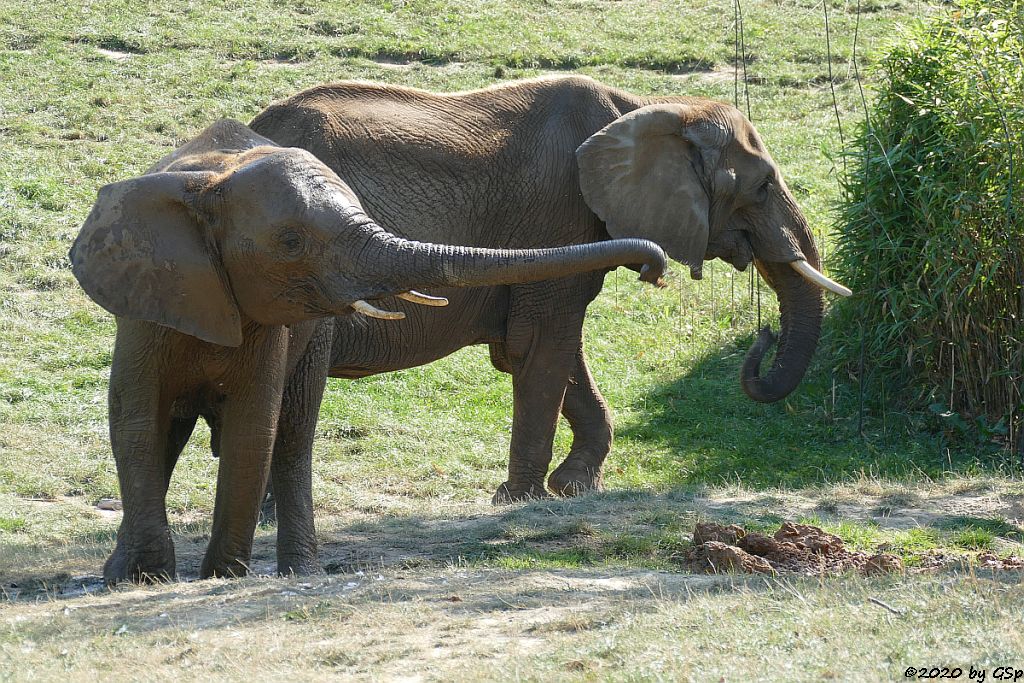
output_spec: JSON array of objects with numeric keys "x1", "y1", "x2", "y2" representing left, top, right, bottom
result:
[{"x1": 830, "y1": 0, "x2": 1024, "y2": 452}]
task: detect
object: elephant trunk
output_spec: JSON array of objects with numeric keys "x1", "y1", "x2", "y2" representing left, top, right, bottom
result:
[
  {"x1": 740, "y1": 255, "x2": 825, "y2": 404},
  {"x1": 361, "y1": 225, "x2": 667, "y2": 292}
]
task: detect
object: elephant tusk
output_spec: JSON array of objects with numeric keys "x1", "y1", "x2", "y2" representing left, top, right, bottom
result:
[
  {"x1": 789, "y1": 260, "x2": 852, "y2": 297},
  {"x1": 397, "y1": 290, "x2": 449, "y2": 307},
  {"x1": 351, "y1": 300, "x2": 406, "y2": 320}
]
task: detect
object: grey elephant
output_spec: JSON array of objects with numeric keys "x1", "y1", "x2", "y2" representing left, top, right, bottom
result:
[
  {"x1": 69, "y1": 118, "x2": 668, "y2": 583},
  {"x1": 249, "y1": 75, "x2": 851, "y2": 507}
]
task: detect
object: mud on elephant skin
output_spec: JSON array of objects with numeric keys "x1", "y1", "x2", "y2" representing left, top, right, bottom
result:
[
  {"x1": 69, "y1": 118, "x2": 668, "y2": 583},
  {"x1": 249, "y1": 75, "x2": 851, "y2": 504}
]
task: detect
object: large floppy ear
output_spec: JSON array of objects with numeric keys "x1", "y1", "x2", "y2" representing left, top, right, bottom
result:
[
  {"x1": 69, "y1": 171, "x2": 244, "y2": 347},
  {"x1": 577, "y1": 103, "x2": 717, "y2": 279}
]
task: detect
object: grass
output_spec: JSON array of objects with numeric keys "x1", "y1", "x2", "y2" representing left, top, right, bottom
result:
[
  {"x1": 3, "y1": 0, "x2": 1024, "y2": 679},
  {"x1": 829, "y1": 0, "x2": 1024, "y2": 446}
]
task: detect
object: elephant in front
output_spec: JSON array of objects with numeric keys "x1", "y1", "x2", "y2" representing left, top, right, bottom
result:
[
  {"x1": 249, "y1": 75, "x2": 851, "y2": 507},
  {"x1": 69, "y1": 118, "x2": 668, "y2": 582}
]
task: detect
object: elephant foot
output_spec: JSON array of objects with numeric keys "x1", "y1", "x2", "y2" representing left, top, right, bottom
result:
[
  {"x1": 492, "y1": 480, "x2": 552, "y2": 505},
  {"x1": 548, "y1": 459, "x2": 604, "y2": 497},
  {"x1": 103, "y1": 534, "x2": 176, "y2": 585},
  {"x1": 199, "y1": 555, "x2": 250, "y2": 579},
  {"x1": 200, "y1": 541, "x2": 254, "y2": 579},
  {"x1": 277, "y1": 554, "x2": 324, "y2": 577}
]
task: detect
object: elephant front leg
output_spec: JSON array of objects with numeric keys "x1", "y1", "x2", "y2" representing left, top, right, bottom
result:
[
  {"x1": 548, "y1": 345, "x2": 611, "y2": 496},
  {"x1": 104, "y1": 351, "x2": 179, "y2": 584},
  {"x1": 200, "y1": 400, "x2": 280, "y2": 578},
  {"x1": 270, "y1": 324, "x2": 331, "y2": 576},
  {"x1": 491, "y1": 339, "x2": 575, "y2": 505},
  {"x1": 201, "y1": 333, "x2": 289, "y2": 579}
]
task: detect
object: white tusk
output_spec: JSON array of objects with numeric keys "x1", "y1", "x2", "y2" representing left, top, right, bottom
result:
[
  {"x1": 351, "y1": 300, "x2": 406, "y2": 320},
  {"x1": 790, "y1": 260, "x2": 852, "y2": 297},
  {"x1": 397, "y1": 290, "x2": 449, "y2": 307}
]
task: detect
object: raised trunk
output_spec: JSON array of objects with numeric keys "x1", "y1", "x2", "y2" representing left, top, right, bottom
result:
[
  {"x1": 360, "y1": 224, "x2": 667, "y2": 292},
  {"x1": 740, "y1": 257, "x2": 825, "y2": 403}
]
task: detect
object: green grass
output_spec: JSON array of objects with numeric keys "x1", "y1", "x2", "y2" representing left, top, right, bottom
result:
[
  {"x1": 0, "y1": 517, "x2": 27, "y2": 533},
  {"x1": 3, "y1": 0, "x2": 1023, "y2": 678}
]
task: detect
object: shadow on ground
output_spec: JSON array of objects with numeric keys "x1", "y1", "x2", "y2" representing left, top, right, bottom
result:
[
  {"x1": 7, "y1": 481, "x2": 1023, "y2": 603},
  {"x1": 614, "y1": 330, "x2": 986, "y2": 488}
]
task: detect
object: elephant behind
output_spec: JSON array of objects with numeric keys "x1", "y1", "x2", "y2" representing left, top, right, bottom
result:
[{"x1": 249, "y1": 75, "x2": 850, "y2": 508}]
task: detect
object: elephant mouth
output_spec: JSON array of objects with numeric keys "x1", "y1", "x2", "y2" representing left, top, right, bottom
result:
[{"x1": 706, "y1": 231, "x2": 754, "y2": 271}]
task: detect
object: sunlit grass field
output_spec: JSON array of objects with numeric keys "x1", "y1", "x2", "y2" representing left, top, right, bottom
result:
[{"x1": 3, "y1": 1, "x2": 1022, "y2": 680}]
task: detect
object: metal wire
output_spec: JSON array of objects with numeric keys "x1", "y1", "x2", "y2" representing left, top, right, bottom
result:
[{"x1": 852, "y1": 0, "x2": 870, "y2": 438}]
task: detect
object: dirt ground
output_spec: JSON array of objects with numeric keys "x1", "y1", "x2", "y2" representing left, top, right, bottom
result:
[
  {"x1": 4, "y1": 479, "x2": 1024, "y2": 680},
  {"x1": 5, "y1": 476, "x2": 1024, "y2": 597}
]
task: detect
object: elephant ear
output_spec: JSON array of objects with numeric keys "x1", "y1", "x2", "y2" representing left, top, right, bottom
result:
[
  {"x1": 148, "y1": 118, "x2": 278, "y2": 173},
  {"x1": 576, "y1": 103, "x2": 719, "y2": 279},
  {"x1": 69, "y1": 171, "x2": 244, "y2": 347}
]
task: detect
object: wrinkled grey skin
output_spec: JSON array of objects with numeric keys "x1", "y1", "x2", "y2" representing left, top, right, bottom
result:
[
  {"x1": 69, "y1": 119, "x2": 667, "y2": 582},
  {"x1": 249, "y1": 76, "x2": 827, "y2": 507}
]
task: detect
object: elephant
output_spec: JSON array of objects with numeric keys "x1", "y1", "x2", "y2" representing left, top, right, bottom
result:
[
  {"x1": 69, "y1": 118, "x2": 668, "y2": 583},
  {"x1": 248, "y1": 75, "x2": 851, "y2": 509}
]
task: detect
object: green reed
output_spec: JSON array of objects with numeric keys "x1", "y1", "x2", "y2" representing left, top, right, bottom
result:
[{"x1": 830, "y1": 0, "x2": 1024, "y2": 451}]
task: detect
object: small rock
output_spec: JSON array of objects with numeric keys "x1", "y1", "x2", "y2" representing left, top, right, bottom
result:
[
  {"x1": 977, "y1": 551, "x2": 1024, "y2": 570},
  {"x1": 95, "y1": 498, "x2": 123, "y2": 511}
]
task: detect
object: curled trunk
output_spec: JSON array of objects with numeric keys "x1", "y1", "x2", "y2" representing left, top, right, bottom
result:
[{"x1": 740, "y1": 257, "x2": 825, "y2": 403}]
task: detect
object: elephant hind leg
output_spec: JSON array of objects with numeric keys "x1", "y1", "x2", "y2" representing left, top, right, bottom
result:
[
  {"x1": 165, "y1": 413, "x2": 198, "y2": 483},
  {"x1": 548, "y1": 345, "x2": 611, "y2": 497},
  {"x1": 492, "y1": 323, "x2": 579, "y2": 505},
  {"x1": 193, "y1": 409, "x2": 224, "y2": 459}
]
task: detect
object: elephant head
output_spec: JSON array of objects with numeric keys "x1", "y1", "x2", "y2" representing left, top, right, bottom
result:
[
  {"x1": 576, "y1": 102, "x2": 850, "y2": 403},
  {"x1": 71, "y1": 119, "x2": 667, "y2": 346}
]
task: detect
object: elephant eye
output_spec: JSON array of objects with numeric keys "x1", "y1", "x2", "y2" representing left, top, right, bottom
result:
[
  {"x1": 758, "y1": 178, "x2": 773, "y2": 199},
  {"x1": 276, "y1": 228, "x2": 306, "y2": 258}
]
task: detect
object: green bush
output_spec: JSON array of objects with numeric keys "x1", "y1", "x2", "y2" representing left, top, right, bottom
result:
[{"x1": 830, "y1": 0, "x2": 1024, "y2": 449}]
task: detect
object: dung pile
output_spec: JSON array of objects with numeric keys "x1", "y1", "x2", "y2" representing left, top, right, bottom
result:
[
  {"x1": 976, "y1": 551, "x2": 1024, "y2": 571},
  {"x1": 683, "y1": 522, "x2": 903, "y2": 577}
]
